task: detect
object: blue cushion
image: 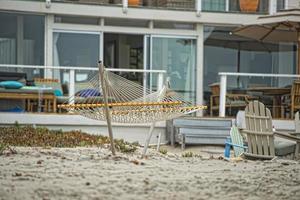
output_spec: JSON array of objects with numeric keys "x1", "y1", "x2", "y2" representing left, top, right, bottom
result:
[
  {"x1": 54, "y1": 89, "x2": 63, "y2": 96},
  {"x1": 0, "y1": 81, "x2": 23, "y2": 89},
  {"x1": 76, "y1": 89, "x2": 101, "y2": 97},
  {"x1": 0, "y1": 106, "x2": 24, "y2": 113}
]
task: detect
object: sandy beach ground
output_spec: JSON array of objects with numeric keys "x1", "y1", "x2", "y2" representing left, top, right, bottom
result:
[{"x1": 0, "y1": 146, "x2": 300, "y2": 200}]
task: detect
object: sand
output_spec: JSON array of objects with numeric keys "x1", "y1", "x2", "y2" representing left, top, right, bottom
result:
[{"x1": 0, "y1": 146, "x2": 300, "y2": 200}]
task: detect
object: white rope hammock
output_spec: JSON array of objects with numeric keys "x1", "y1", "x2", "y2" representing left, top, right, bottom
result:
[
  {"x1": 58, "y1": 62, "x2": 206, "y2": 155},
  {"x1": 58, "y1": 65, "x2": 206, "y2": 124}
]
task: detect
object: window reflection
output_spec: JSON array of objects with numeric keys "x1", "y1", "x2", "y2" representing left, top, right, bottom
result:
[
  {"x1": 0, "y1": 12, "x2": 44, "y2": 79},
  {"x1": 203, "y1": 26, "x2": 296, "y2": 115}
]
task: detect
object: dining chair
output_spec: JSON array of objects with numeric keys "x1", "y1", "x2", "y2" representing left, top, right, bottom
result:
[
  {"x1": 282, "y1": 80, "x2": 300, "y2": 119},
  {"x1": 209, "y1": 83, "x2": 251, "y2": 116}
]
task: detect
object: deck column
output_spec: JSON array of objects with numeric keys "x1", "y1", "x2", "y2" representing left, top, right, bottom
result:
[
  {"x1": 219, "y1": 74, "x2": 227, "y2": 117},
  {"x1": 269, "y1": 0, "x2": 277, "y2": 14},
  {"x1": 122, "y1": 0, "x2": 128, "y2": 13},
  {"x1": 157, "y1": 72, "x2": 164, "y2": 91},
  {"x1": 69, "y1": 69, "x2": 75, "y2": 105},
  {"x1": 196, "y1": 0, "x2": 202, "y2": 16}
]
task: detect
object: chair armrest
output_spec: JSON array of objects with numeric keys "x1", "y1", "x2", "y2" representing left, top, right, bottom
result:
[
  {"x1": 225, "y1": 142, "x2": 248, "y2": 149},
  {"x1": 246, "y1": 96, "x2": 259, "y2": 101},
  {"x1": 226, "y1": 94, "x2": 249, "y2": 102},
  {"x1": 274, "y1": 131, "x2": 300, "y2": 142},
  {"x1": 287, "y1": 132, "x2": 300, "y2": 137},
  {"x1": 226, "y1": 94, "x2": 248, "y2": 98}
]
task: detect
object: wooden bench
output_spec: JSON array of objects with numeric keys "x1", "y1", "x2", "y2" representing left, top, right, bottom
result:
[{"x1": 0, "y1": 89, "x2": 57, "y2": 113}]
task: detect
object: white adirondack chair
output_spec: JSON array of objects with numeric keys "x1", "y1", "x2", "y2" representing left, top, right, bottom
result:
[{"x1": 243, "y1": 101, "x2": 300, "y2": 160}]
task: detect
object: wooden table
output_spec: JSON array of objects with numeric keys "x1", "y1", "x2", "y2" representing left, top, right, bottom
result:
[
  {"x1": 0, "y1": 89, "x2": 57, "y2": 113},
  {"x1": 247, "y1": 87, "x2": 291, "y2": 118}
]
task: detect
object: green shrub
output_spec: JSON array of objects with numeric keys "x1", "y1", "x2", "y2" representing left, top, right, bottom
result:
[
  {"x1": 0, "y1": 126, "x2": 138, "y2": 153},
  {"x1": 159, "y1": 149, "x2": 168, "y2": 155},
  {"x1": 182, "y1": 151, "x2": 194, "y2": 157}
]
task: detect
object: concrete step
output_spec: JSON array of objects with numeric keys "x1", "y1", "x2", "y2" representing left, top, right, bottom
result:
[
  {"x1": 168, "y1": 117, "x2": 233, "y2": 147},
  {"x1": 184, "y1": 137, "x2": 226, "y2": 145},
  {"x1": 179, "y1": 127, "x2": 230, "y2": 136},
  {"x1": 173, "y1": 118, "x2": 232, "y2": 127}
]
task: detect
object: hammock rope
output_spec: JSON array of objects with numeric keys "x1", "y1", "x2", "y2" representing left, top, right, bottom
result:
[
  {"x1": 58, "y1": 65, "x2": 206, "y2": 124},
  {"x1": 58, "y1": 62, "x2": 207, "y2": 155}
]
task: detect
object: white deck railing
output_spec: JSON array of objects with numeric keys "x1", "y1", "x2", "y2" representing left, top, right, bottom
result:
[
  {"x1": 0, "y1": 64, "x2": 166, "y2": 103},
  {"x1": 46, "y1": 0, "x2": 278, "y2": 15},
  {"x1": 218, "y1": 72, "x2": 300, "y2": 117}
]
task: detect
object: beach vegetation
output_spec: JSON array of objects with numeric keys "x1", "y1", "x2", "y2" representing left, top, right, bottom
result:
[
  {"x1": 182, "y1": 151, "x2": 194, "y2": 157},
  {"x1": 0, "y1": 126, "x2": 138, "y2": 153},
  {"x1": 159, "y1": 149, "x2": 168, "y2": 155}
]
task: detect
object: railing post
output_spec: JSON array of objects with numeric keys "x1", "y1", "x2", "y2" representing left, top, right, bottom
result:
[
  {"x1": 123, "y1": 0, "x2": 128, "y2": 13},
  {"x1": 219, "y1": 74, "x2": 227, "y2": 117},
  {"x1": 69, "y1": 69, "x2": 75, "y2": 105},
  {"x1": 225, "y1": 0, "x2": 229, "y2": 12},
  {"x1": 157, "y1": 72, "x2": 164, "y2": 91},
  {"x1": 284, "y1": 0, "x2": 289, "y2": 9},
  {"x1": 196, "y1": 0, "x2": 202, "y2": 16},
  {"x1": 45, "y1": 0, "x2": 51, "y2": 9},
  {"x1": 269, "y1": 0, "x2": 277, "y2": 14}
]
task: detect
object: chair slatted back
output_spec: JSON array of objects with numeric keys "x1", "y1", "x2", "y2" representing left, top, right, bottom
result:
[
  {"x1": 244, "y1": 101, "x2": 275, "y2": 157},
  {"x1": 230, "y1": 126, "x2": 245, "y2": 157},
  {"x1": 292, "y1": 81, "x2": 300, "y2": 108},
  {"x1": 295, "y1": 112, "x2": 300, "y2": 132}
]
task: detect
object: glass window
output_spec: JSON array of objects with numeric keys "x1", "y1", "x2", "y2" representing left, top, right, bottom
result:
[
  {"x1": 0, "y1": 12, "x2": 44, "y2": 79},
  {"x1": 151, "y1": 37, "x2": 196, "y2": 103},
  {"x1": 204, "y1": 25, "x2": 296, "y2": 115},
  {"x1": 53, "y1": 32, "x2": 100, "y2": 84},
  {"x1": 202, "y1": 0, "x2": 226, "y2": 12},
  {"x1": 229, "y1": 0, "x2": 269, "y2": 13},
  {"x1": 277, "y1": 0, "x2": 285, "y2": 11}
]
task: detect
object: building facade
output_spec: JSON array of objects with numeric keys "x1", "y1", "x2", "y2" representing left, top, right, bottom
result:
[{"x1": 0, "y1": 0, "x2": 299, "y2": 117}]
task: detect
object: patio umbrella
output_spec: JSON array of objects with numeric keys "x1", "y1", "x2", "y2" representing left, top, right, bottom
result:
[
  {"x1": 234, "y1": 9, "x2": 300, "y2": 73},
  {"x1": 205, "y1": 29, "x2": 292, "y2": 86}
]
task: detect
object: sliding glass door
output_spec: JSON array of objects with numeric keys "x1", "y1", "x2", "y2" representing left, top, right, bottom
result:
[
  {"x1": 53, "y1": 30, "x2": 101, "y2": 86},
  {"x1": 147, "y1": 35, "x2": 197, "y2": 103}
]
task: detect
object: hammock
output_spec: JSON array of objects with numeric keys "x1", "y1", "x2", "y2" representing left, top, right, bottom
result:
[
  {"x1": 58, "y1": 62, "x2": 206, "y2": 155},
  {"x1": 58, "y1": 65, "x2": 206, "y2": 124}
]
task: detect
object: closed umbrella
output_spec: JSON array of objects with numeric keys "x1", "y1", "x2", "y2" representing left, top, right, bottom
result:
[{"x1": 234, "y1": 9, "x2": 300, "y2": 73}]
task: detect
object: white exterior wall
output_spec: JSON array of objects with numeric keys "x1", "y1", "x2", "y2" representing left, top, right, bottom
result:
[{"x1": 0, "y1": 113, "x2": 167, "y2": 145}]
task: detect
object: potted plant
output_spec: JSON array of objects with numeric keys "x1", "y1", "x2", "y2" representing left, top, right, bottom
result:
[
  {"x1": 128, "y1": 0, "x2": 140, "y2": 6},
  {"x1": 239, "y1": 0, "x2": 259, "y2": 12}
]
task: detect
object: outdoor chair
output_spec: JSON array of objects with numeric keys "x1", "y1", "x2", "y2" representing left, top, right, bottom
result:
[
  {"x1": 224, "y1": 125, "x2": 248, "y2": 159},
  {"x1": 281, "y1": 80, "x2": 300, "y2": 119},
  {"x1": 242, "y1": 101, "x2": 300, "y2": 160},
  {"x1": 209, "y1": 83, "x2": 252, "y2": 116}
]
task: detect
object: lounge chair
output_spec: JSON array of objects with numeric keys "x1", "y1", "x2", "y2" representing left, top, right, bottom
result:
[
  {"x1": 224, "y1": 125, "x2": 247, "y2": 159},
  {"x1": 242, "y1": 101, "x2": 300, "y2": 160}
]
